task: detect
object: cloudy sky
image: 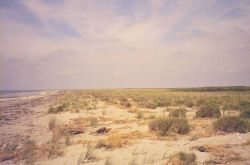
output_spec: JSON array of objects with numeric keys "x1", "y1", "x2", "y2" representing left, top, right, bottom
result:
[{"x1": 0, "y1": 0, "x2": 250, "y2": 90}]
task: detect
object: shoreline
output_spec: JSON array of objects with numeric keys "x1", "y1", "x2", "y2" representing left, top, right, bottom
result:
[{"x1": 0, "y1": 90, "x2": 59, "y2": 102}]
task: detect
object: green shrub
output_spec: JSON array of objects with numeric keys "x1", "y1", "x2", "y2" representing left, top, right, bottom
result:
[
  {"x1": 136, "y1": 111, "x2": 144, "y2": 119},
  {"x1": 121, "y1": 101, "x2": 131, "y2": 108},
  {"x1": 196, "y1": 104, "x2": 221, "y2": 118},
  {"x1": 173, "y1": 99, "x2": 185, "y2": 106},
  {"x1": 142, "y1": 100, "x2": 158, "y2": 109},
  {"x1": 167, "y1": 152, "x2": 197, "y2": 165},
  {"x1": 65, "y1": 136, "x2": 71, "y2": 146},
  {"x1": 184, "y1": 101, "x2": 193, "y2": 108},
  {"x1": 84, "y1": 143, "x2": 96, "y2": 161},
  {"x1": 119, "y1": 97, "x2": 128, "y2": 102},
  {"x1": 149, "y1": 117, "x2": 190, "y2": 136},
  {"x1": 48, "y1": 117, "x2": 56, "y2": 130},
  {"x1": 4, "y1": 143, "x2": 18, "y2": 153},
  {"x1": 102, "y1": 110, "x2": 106, "y2": 116},
  {"x1": 48, "y1": 107, "x2": 54, "y2": 113},
  {"x1": 48, "y1": 104, "x2": 67, "y2": 114},
  {"x1": 196, "y1": 98, "x2": 206, "y2": 106},
  {"x1": 90, "y1": 118, "x2": 98, "y2": 127},
  {"x1": 222, "y1": 103, "x2": 238, "y2": 111},
  {"x1": 21, "y1": 140, "x2": 37, "y2": 165},
  {"x1": 213, "y1": 116, "x2": 249, "y2": 133},
  {"x1": 169, "y1": 108, "x2": 186, "y2": 118},
  {"x1": 155, "y1": 99, "x2": 170, "y2": 107},
  {"x1": 47, "y1": 141, "x2": 63, "y2": 159},
  {"x1": 239, "y1": 100, "x2": 250, "y2": 111},
  {"x1": 240, "y1": 108, "x2": 250, "y2": 118}
]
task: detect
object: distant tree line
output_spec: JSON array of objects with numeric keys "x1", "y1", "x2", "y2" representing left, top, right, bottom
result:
[{"x1": 169, "y1": 86, "x2": 250, "y2": 92}]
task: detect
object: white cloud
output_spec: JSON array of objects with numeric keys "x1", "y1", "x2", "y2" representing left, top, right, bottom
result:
[{"x1": 0, "y1": 0, "x2": 250, "y2": 89}]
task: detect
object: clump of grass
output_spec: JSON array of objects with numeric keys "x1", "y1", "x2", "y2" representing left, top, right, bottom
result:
[
  {"x1": 0, "y1": 142, "x2": 20, "y2": 162},
  {"x1": 48, "y1": 107, "x2": 54, "y2": 114},
  {"x1": 196, "y1": 104, "x2": 221, "y2": 118},
  {"x1": 48, "y1": 117, "x2": 56, "y2": 130},
  {"x1": 89, "y1": 118, "x2": 98, "y2": 127},
  {"x1": 167, "y1": 152, "x2": 197, "y2": 165},
  {"x1": 155, "y1": 99, "x2": 170, "y2": 107},
  {"x1": 65, "y1": 136, "x2": 71, "y2": 146},
  {"x1": 213, "y1": 116, "x2": 249, "y2": 133},
  {"x1": 119, "y1": 98, "x2": 130, "y2": 107},
  {"x1": 149, "y1": 114, "x2": 156, "y2": 119},
  {"x1": 240, "y1": 108, "x2": 250, "y2": 118},
  {"x1": 195, "y1": 144, "x2": 242, "y2": 164},
  {"x1": 46, "y1": 142, "x2": 63, "y2": 159},
  {"x1": 43, "y1": 132, "x2": 64, "y2": 159},
  {"x1": 21, "y1": 140, "x2": 37, "y2": 165},
  {"x1": 83, "y1": 143, "x2": 96, "y2": 161},
  {"x1": 3, "y1": 143, "x2": 18, "y2": 153},
  {"x1": 120, "y1": 100, "x2": 131, "y2": 108},
  {"x1": 139, "y1": 100, "x2": 158, "y2": 109},
  {"x1": 76, "y1": 152, "x2": 85, "y2": 165},
  {"x1": 169, "y1": 108, "x2": 186, "y2": 118},
  {"x1": 189, "y1": 136, "x2": 199, "y2": 141},
  {"x1": 96, "y1": 131, "x2": 145, "y2": 149},
  {"x1": 128, "y1": 158, "x2": 136, "y2": 165},
  {"x1": 222, "y1": 103, "x2": 238, "y2": 111},
  {"x1": 104, "y1": 157, "x2": 112, "y2": 165},
  {"x1": 86, "y1": 100, "x2": 97, "y2": 110},
  {"x1": 136, "y1": 111, "x2": 144, "y2": 119},
  {"x1": 102, "y1": 110, "x2": 106, "y2": 116},
  {"x1": 195, "y1": 98, "x2": 206, "y2": 107},
  {"x1": 48, "y1": 104, "x2": 67, "y2": 114},
  {"x1": 239, "y1": 100, "x2": 250, "y2": 111},
  {"x1": 37, "y1": 130, "x2": 64, "y2": 159},
  {"x1": 149, "y1": 117, "x2": 190, "y2": 136},
  {"x1": 184, "y1": 100, "x2": 193, "y2": 108}
]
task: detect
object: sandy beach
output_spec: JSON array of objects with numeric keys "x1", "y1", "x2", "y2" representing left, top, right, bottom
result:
[{"x1": 0, "y1": 89, "x2": 249, "y2": 165}]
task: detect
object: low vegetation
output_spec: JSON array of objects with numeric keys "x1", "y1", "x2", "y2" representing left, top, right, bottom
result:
[
  {"x1": 0, "y1": 142, "x2": 19, "y2": 162},
  {"x1": 21, "y1": 140, "x2": 37, "y2": 165},
  {"x1": 48, "y1": 117, "x2": 56, "y2": 130},
  {"x1": 196, "y1": 104, "x2": 221, "y2": 118},
  {"x1": 155, "y1": 98, "x2": 171, "y2": 107},
  {"x1": 149, "y1": 117, "x2": 190, "y2": 136},
  {"x1": 222, "y1": 103, "x2": 238, "y2": 111},
  {"x1": 195, "y1": 144, "x2": 242, "y2": 164},
  {"x1": 46, "y1": 134, "x2": 64, "y2": 159},
  {"x1": 168, "y1": 108, "x2": 186, "y2": 118},
  {"x1": 139, "y1": 100, "x2": 158, "y2": 109},
  {"x1": 64, "y1": 136, "x2": 71, "y2": 146},
  {"x1": 213, "y1": 116, "x2": 249, "y2": 133},
  {"x1": 239, "y1": 100, "x2": 250, "y2": 111},
  {"x1": 120, "y1": 99, "x2": 131, "y2": 108},
  {"x1": 83, "y1": 143, "x2": 96, "y2": 162},
  {"x1": 96, "y1": 131, "x2": 145, "y2": 149},
  {"x1": 136, "y1": 111, "x2": 144, "y2": 119},
  {"x1": 240, "y1": 108, "x2": 250, "y2": 118},
  {"x1": 184, "y1": 100, "x2": 193, "y2": 108},
  {"x1": 3, "y1": 88, "x2": 250, "y2": 164},
  {"x1": 89, "y1": 117, "x2": 98, "y2": 127},
  {"x1": 48, "y1": 104, "x2": 67, "y2": 114},
  {"x1": 166, "y1": 152, "x2": 197, "y2": 165}
]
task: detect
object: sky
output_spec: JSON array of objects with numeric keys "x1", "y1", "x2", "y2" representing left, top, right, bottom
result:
[{"x1": 0, "y1": 0, "x2": 250, "y2": 90}]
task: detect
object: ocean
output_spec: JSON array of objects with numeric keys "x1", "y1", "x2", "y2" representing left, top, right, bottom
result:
[{"x1": 0, "y1": 90, "x2": 44, "y2": 99}]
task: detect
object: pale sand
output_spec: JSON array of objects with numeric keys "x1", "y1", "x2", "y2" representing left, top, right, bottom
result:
[{"x1": 0, "y1": 91, "x2": 249, "y2": 165}]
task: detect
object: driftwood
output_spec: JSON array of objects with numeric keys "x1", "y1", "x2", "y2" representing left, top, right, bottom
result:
[
  {"x1": 96, "y1": 127, "x2": 111, "y2": 134},
  {"x1": 0, "y1": 153, "x2": 17, "y2": 162},
  {"x1": 58, "y1": 125, "x2": 85, "y2": 135},
  {"x1": 67, "y1": 127, "x2": 85, "y2": 135}
]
